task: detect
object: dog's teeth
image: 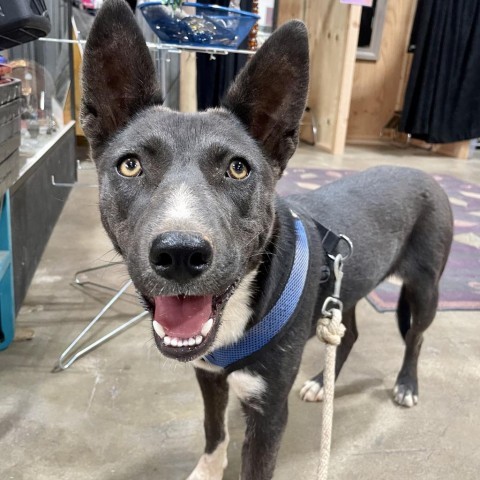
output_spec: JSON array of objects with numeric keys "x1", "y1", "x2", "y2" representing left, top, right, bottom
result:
[
  {"x1": 164, "y1": 335, "x2": 201, "y2": 348},
  {"x1": 153, "y1": 321, "x2": 165, "y2": 338},
  {"x1": 201, "y1": 318, "x2": 214, "y2": 336}
]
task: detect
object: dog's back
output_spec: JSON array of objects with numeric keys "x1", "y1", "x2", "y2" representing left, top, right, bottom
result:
[{"x1": 287, "y1": 165, "x2": 453, "y2": 310}]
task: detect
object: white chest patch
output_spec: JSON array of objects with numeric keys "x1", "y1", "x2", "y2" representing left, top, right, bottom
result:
[
  {"x1": 228, "y1": 370, "x2": 266, "y2": 409},
  {"x1": 213, "y1": 268, "x2": 257, "y2": 349},
  {"x1": 193, "y1": 269, "x2": 257, "y2": 374}
]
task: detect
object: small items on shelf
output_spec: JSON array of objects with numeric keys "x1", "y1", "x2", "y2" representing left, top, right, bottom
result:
[{"x1": 139, "y1": 1, "x2": 259, "y2": 50}]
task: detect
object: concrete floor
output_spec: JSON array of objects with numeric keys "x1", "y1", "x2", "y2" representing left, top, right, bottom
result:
[{"x1": 1, "y1": 144, "x2": 480, "y2": 480}]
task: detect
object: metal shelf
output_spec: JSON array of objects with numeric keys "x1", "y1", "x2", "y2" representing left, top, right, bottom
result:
[{"x1": 40, "y1": 37, "x2": 255, "y2": 56}]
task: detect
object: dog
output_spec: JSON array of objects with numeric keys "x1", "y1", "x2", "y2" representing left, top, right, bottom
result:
[{"x1": 80, "y1": 1, "x2": 453, "y2": 478}]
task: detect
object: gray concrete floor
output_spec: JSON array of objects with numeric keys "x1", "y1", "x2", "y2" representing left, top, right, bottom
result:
[{"x1": 1, "y1": 144, "x2": 480, "y2": 480}]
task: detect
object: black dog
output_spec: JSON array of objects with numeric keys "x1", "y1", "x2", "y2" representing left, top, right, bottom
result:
[{"x1": 81, "y1": 1, "x2": 453, "y2": 478}]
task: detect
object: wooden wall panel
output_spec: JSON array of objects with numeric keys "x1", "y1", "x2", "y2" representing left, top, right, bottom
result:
[
  {"x1": 347, "y1": 0, "x2": 416, "y2": 142},
  {"x1": 179, "y1": 51, "x2": 197, "y2": 113},
  {"x1": 411, "y1": 138, "x2": 473, "y2": 160},
  {"x1": 305, "y1": 2, "x2": 361, "y2": 154},
  {"x1": 279, "y1": 0, "x2": 471, "y2": 159},
  {"x1": 278, "y1": 0, "x2": 361, "y2": 154},
  {"x1": 276, "y1": 0, "x2": 305, "y2": 25}
]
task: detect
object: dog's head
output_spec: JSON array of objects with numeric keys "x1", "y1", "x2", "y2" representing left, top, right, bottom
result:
[{"x1": 81, "y1": 0, "x2": 309, "y2": 361}]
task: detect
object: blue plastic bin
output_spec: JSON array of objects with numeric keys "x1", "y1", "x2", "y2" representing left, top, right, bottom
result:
[{"x1": 139, "y1": 1, "x2": 259, "y2": 49}]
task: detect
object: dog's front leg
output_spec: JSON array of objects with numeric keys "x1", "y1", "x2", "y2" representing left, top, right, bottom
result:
[
  {"x1": 240, "y1": 393, "x2": 288, "y2": 480},
  {"x1": 228, "y1": 368, "x2": 290, "y2": 480},
  {"x1": 187, "y1": 368, "x2": 229, "y2": 480}
]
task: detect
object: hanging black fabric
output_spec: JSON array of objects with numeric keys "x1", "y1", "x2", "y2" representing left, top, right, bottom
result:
[
  {"x1": 196, "y1": 0, "x2": 252, "y2": 110},
  {"x1": 399, "y1": 0, "x2": 480, "y2": 143}
]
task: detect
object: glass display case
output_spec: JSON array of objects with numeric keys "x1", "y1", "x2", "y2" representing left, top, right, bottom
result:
[
  {"x1": 0, "y1": 0, "x2": 76, "y2": 321},
  {"x1": 2, "y1": 0, "x2": 74, "y2": 177}
]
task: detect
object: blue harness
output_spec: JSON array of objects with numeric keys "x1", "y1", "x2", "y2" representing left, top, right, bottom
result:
[{"x1": 203, "y1": 215, "x2": 310, "y2": 371}]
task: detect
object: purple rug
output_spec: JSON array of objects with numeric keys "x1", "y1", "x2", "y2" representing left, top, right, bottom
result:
[{"x1": 277, "y1": 167, "x2": 480, "y2": 312}]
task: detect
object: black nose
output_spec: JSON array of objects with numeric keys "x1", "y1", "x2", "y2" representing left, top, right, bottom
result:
[{"x1": 149, "y1": 232, "x2": 213, "y2": 282}]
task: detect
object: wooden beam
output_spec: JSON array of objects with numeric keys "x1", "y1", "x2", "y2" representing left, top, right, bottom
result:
[
  {"x1": 179, "y1": 51, "x2": 197, "y2": 113},
  {"x1": 332, "y1": 5, "x2": 361, "y2": 154},
  {"x1": 411, "y1": 138, "x2": 474, "y2": 160},
  {"x1": 302, "y1": 1, "x2": 360, "y2": 154},
  {"x1": 276, "y1": 0, "x2": 305, "y2": 25}
]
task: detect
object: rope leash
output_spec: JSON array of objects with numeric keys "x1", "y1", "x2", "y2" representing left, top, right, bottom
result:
[{"x1": 316, "y1": 254, "x2": 348, "y2": 480}]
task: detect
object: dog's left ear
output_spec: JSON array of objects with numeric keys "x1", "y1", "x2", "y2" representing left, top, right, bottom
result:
[
  {"x1": 81, "y1": 0, "x2": 159, "y2": 154},
  {"x1": 223, "y1": 20, "x2": 309, "y2": 176}
]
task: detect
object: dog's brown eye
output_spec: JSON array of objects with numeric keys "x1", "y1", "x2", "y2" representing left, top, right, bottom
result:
[
  {"x1": 117, "y1": 158, "x2": 142, "y2": 177},
  {"x1": 227, "y1": 158, "x2": 250, "y2": 180}
]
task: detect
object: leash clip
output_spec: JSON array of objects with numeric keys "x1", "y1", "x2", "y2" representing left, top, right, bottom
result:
[
  {"x1": 321, "y1": 254, "x2": 345, "y2": 317},
  {"x1": 318, "y1": 254, "x2": 347, "y2": 344}
]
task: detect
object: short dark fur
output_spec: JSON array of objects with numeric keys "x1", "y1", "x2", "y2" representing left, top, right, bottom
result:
[{"x1": 81, "y1": 2, "x2": 453, "y2": 478}]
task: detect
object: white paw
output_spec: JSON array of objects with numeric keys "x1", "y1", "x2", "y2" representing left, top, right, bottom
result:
[
  {"x1": 186, "y1": 438, "x2": 228, "y2": 480},
  {"x1": 300, "y1": 380, "x2": 325, "y2": 402},
  {"x1": 393, "y1": 384, "x2": 418, "y2": 408},
  {"x1": 186, "y1": 456, "x2": 227, "y2": 480}
]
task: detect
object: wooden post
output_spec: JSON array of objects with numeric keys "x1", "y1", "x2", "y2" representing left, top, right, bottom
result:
[{"x1": 281, "y1": 1, "x2": 360, "y2": 155}]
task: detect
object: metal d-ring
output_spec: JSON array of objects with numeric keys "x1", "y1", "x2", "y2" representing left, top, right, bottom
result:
[{"x1": 327, "y1": 234, "x2": 353, "y2": 262}]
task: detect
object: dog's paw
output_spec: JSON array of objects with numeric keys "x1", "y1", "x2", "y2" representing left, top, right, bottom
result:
[
  {"x1": 186, "y1": 456, "x2": 227, "y2": 480},
  {"x1": 393, "y1": 383, "x2": 418, "y2": 408},
  {"x1": 186, "y1": 439, "x2": 228, "y2": 480},
  {"x1": 300, "y1": 380, "x2": 325, "y2": 402}
]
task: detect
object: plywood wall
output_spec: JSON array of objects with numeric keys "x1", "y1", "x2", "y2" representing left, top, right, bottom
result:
[
  {"x1": 278, "y1": 0, "x2": 361, "y2": 154},
  {"x1": 278, "y1": 0, "x2": 471, "y2": 159},
  {"x1": 276, "y1": 0, "x2": 304, "y2": 24},
  {"x1": 347, "y1": 0, "x2": 417, "y2": 142},
  {"x1": 179, "y1": 52, "x2": 197, "y2": 112}
]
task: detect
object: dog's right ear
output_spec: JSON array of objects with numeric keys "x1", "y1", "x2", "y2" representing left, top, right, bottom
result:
[{"x1": 81, "y1": 0, "x2": 159, "y2": 154}]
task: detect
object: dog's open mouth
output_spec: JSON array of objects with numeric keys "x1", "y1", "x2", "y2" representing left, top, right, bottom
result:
[{"x1": 147, "y1": 283, "x2": 236, "y2": 361}]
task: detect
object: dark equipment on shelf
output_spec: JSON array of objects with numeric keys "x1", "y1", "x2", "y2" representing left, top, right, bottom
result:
[{"x1": 0, "y1": 0, "x2": 51, "y2": 50}]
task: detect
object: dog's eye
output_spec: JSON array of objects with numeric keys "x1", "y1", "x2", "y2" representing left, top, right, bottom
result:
[
  {"x1": 117, "y1": 158, "x2": 143, "y2": 177},
  {"x1": 226, "y1": 158, "x2": 250, "y2": 180}
]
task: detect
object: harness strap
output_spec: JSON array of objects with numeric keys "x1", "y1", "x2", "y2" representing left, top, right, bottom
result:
[
  {"x1": 203, "y1": 213, "x2": 346, "y2": 372},
  {"x1": 312, "y1": 219, "x2": 342, "y2": 257},
  {"x1": 203, "y1": 216, "x2": 309, "y2": 370}
]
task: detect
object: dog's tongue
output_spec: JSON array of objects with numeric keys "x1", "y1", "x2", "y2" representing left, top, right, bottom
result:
[{"x1": 154, "y1": 295, "x2": 212, "y2": 338}]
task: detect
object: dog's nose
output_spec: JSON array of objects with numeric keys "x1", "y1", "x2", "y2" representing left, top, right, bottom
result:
[{"x1": 149, "y1": 232, "x2": 213, "y2": 282}]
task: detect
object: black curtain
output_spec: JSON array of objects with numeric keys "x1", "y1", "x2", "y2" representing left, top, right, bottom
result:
[
  {"x1": 358, "y1": 0, "x2": 376, "y2": 48},
  {"x1": 400, "y1": 0, "x2": 480, "y2": 143},
  {"x1": 196, "y1": 0, "x2": 252, "y2": 110}
]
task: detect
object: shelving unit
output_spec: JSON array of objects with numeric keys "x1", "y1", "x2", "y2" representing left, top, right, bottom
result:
[{"x1": 0, "y1": 1, "x2": 77, "y2": 350}]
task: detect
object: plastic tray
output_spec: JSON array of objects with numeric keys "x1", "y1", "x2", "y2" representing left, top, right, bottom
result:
[{"x1": 139, "y1": 2, "x2": 259, "y2": 49}]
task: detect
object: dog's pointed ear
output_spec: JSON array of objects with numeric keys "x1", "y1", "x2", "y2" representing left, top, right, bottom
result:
[
  {"x1": 81, "y1": 0, "x2": 159, "y2": 153},
  {"x1": 223, "y1": 20, "x2": 309, "y2": 176}
]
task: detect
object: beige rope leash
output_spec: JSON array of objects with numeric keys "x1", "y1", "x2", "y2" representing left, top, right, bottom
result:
[{"x1": 316, "y1": 254, "x2": 347, "y2": 480}]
